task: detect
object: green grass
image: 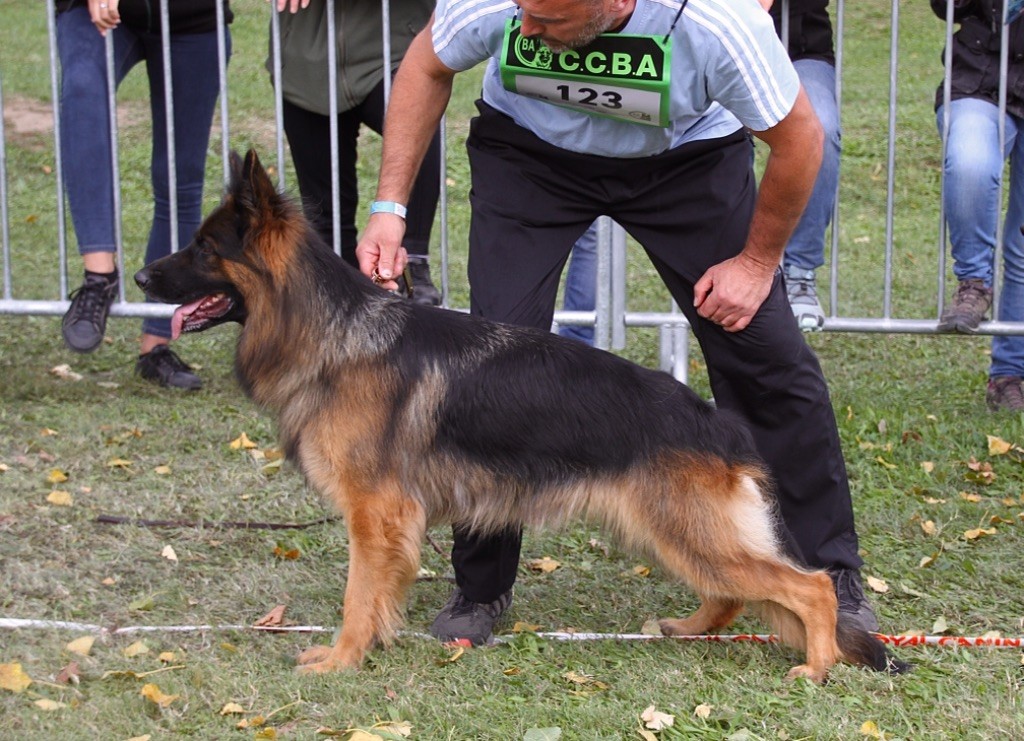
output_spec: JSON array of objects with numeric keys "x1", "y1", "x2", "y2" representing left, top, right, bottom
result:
[{"x1": 4, "y1": 1, "x2": 1024, "y2": 739}]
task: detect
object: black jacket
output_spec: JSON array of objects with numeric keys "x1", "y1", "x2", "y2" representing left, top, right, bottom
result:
[
  {"x1": 770, "y1": 0, "x2": 835, "y2": 65},
  {"x1": 931, "y1": 0, "x2": 1024, "y2": 117},
  {"x1": 56, "y1": 0, "x2": 232, "y2": 35}
]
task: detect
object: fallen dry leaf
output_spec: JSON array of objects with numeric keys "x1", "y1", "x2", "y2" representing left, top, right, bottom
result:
[
  {"x1": 47, "y1": 490, "x2": 73, "y2": 507},
  {"x1": 220, "y1": 702, "x2": 246, "y2": 715},
  {"x1": 46, "y1": 469, "x2": 68, "y2": 485},
  {"x1": 49, "y1": 364, "x2": 83, "y2": 381},
  {"x1": 123, "y1": 640, "x2": 150, "y2": 658},
  {"x1": 920, "y1": 520, "x2": 936, "y2": 536},
  {"x1": 154, "y1": 465, "x2": 172, "y2": 475},
  {"x1": 987, "y1": 435, "x2": 1013, "y2": 456},
  {"x1": 865, "y1": 576, "x2": 889, "y2": 594},
  {"x1": 140, "y1": 682, "x2": 179, "y2": 708},
  {"x1": 920, "y1": 461, "x2": 934, "y2": 474},
  {"x1": 161, "y1": 545, "x2": 178, "y2": 563},
  {"x1": 158, "y1": 652, "x2": 176, "y2": 663},
  {"x1": 66, "y1": 636, "x2": 94, "y2": 656},
  {"x1": 230, "y1": 432, "x2": 258, "y2": 450},
  {"x1": 55, "y1": 661, "x2": 80, "y2": 685},
  {"x1": 0, "y1": 663, "x2": 32, "y2": 693},
  {"x1": 33, "y1": 698, "x2": 66, "y2": 711},
  {"x1": 632, "y1": 565, "x2": 652, "y2": 577},
  {"x1": 640, "y1": 704, "x2": 675, "y2": 731},
  {"x1": 272, "y1": 545, "x2": 300, "y2": 560},
  {"x1": 526, "y1": 556, "x2": 560, "y2": 573},
  {"x1": 237, "y1": 715, "x2": 266, "y2": 729},
  {"x1": 511, "y1": 621, "x2": 541, "y2": 633},
  {"x1": 640, "y1": 618, "x2": 663, "y2": 636},
  {"x1": 694, "y1": 703, "x2": 713, "y2": 719},
  {"x1": 932, "y1": 616, "x2": 949, "y2": 634},
  {"x1": 254, "y1": 601, "x2": 288, "y2": 626},
  {"x1": 964, "y1": 527, "x2": 997, "y2": 541},
  {"x1": 107, "y1": 458, "x2": 133, "y2": 469}
]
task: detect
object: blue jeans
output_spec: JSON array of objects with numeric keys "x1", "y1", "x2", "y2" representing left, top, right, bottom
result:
[
  {"x1": 559, "y1": 221, "x2": 598, "y2": 345},
  {"x1": 57, "y1": 6, "x2": 230, "y2": 338},
  {"x1": 782, "y1": 59, "x2": 840, "y2": 273},
  {"x1": 938, "y1": 97, "x2": 1024, "y2": 378}
]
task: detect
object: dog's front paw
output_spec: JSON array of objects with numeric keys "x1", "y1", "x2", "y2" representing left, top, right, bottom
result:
[
  {"x1": 785, "y1": 663, "x2": 828, "y2": 684},
  {"x1": 297, "y1": 645, "x2": 333, "y2": 666},
  {"x1": 295, "y1": 644, "x2": 363, "y2": 674}
]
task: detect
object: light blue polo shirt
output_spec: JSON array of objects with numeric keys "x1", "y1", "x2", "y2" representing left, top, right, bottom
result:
[{"x1": 432, "y1": 0, "x2": 800, "y2": 158}]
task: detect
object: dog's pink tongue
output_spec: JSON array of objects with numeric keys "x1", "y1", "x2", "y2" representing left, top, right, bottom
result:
[{"x1": 171, "y1": 299, "x2": 204, "y2": 341}]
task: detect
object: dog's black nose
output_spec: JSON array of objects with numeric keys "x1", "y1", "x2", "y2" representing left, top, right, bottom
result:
[{"x1": 134, "y1": 268, "x2": 151, "y2": 291}]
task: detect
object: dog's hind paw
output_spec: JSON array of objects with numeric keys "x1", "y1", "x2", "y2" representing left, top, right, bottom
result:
[{"x1": 785, "y1": 664, "x2": 828, "y2": 684}]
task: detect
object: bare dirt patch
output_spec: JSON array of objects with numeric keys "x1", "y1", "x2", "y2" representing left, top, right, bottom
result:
[{"x1": 4, "y1": 94, "x2": 148, "y2": 150}]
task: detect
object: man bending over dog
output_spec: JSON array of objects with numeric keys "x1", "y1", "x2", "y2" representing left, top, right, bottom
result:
[{"x1": 358, "y1": 0, "x2": 880, "y2": 644}]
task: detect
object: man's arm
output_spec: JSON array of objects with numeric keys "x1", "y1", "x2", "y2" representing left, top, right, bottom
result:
[
  {"x1": 356, "y1": 22, "x2": 458, "y2": 288},
  {"x1": 693, "y1": 86, "x2": 822, "y2": 332}
]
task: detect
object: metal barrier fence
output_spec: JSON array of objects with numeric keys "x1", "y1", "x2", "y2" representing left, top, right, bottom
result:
[{"x1": 1, "y1": 0, "x2": 1022, "y2": 383}]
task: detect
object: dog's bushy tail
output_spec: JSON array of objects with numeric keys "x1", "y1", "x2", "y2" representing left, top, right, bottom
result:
[{"x1": 836, "y1": 614, "x2": 911, "y2": 674}]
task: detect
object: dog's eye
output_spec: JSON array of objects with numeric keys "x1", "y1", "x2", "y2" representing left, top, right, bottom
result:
[{"x1": 196, "y1": 236, "x2": 214, "y2": 255}]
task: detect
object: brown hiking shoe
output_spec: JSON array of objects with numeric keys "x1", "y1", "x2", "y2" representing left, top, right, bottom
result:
[
  {"x1": 938, "y1": 278, "x2": 992, "y2": 333},
  {"x1": 986, "y1": 376, "x2": 1024, "y2": 411}
]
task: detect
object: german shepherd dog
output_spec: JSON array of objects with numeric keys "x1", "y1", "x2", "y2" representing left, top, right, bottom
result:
[{"x1": 136, "y1": 150, "x2": 904, "y2": 682}]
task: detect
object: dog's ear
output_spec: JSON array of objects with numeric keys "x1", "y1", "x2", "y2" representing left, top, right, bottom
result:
[
  {"x1": 232, "y1": 149, "x2": 281, "y2": 215},
  {"x1": 243, "y1": 149, "x2": 279, "y2": 209},
  {"x1": 231, "y1": 149, "x2": 280, "y2": 217},
  {"x1": 228, "y1": 150, "x2": 245, "y2": 188}
]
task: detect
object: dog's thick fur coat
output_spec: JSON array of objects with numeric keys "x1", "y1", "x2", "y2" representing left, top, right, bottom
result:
[{"x1": 136, "y1": 150, "x2": 903, "y2": 681}]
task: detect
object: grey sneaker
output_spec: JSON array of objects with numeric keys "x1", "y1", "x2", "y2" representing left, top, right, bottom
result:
[
  {"x1": 938, "y1": 278, "x2": 992, "y2": 333},
  {"x1": 136, "y1": 345, "x2": 202, "y2": 390},
  {"x1": 830, "y1": 568, "x2": 879, "y2": 633},
  {"x1": 405, "y1": 256, "x2": 441, "y2": 307},
  {"x1": 784, "y1": 265, "x2": 825, "y2": 332},
  {"x1": 986, "y1": 376, "x2": 1024, "y2": 411},
  {"x1": 62, "y1": 271, "x2": 118, "y2": 353},
  {"x1": 429, "y1": 587, "x2": 513, "y2": 646}
]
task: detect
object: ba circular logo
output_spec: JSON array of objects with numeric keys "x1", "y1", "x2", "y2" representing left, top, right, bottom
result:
[{"x1": 513, "y1": 34, "x2": 554, "y2": 70}]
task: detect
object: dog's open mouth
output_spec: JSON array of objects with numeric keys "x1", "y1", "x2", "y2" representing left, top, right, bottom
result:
[{"x1": 171, "y1": 294, "x2": 235, "y2": 339}]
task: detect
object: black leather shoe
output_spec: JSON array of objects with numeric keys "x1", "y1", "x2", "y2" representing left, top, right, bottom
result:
[
  {"x1": 429, "y1": 587, "x2": 513, "y2": 645},
  {"x1": 136, "y1": 345, "x2": 202, "y2": 390}
]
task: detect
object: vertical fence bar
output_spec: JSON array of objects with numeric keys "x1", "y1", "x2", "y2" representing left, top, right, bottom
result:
[
  {"x1": 159, "y1": 0, "x2": 179, "y2": 257},
  {"x1": 0, "y1": 69, "x2": 11, "y2": 300},
  {"x1": 611, "y1": 221, "x2": 627, "y2": 350},
  {"x1": 882, "y1": 0, "x2": 899, "y2": 319},
  {"x1": 216, "y1": 0, "x2": 230, "y2": 185},
  {"x1": 593, "y1": 216, "x2": 611, "y2": 351},
  {"x1": 46, "y1": 0, "x2": 70, "y2": 303},
  {"x1": 104, "y1": 27, "x2": 126, "y2": 301},
  {"x1": 438, "y1": 117, "x2": 450, "y2": 307},
  {"x1": 829, "y1": 0, "x2": 844, "y2": 317},
  {"x1": 993, "y1": 7, "x2": 1010, "y2": 320},
  {"x1": 269, "y1": 4, "x2": 287, "y2": 192},
  {"x1": 937, "y1": 0, "x2": 955, "y2": 319},
  {"x1": 326, "y1": 0, "x2": 342, "y2": 255}
]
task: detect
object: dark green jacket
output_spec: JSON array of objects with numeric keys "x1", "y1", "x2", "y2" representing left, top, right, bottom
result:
[{"x1": 270, "y1": 0, "x2": 433, "y2": 115}]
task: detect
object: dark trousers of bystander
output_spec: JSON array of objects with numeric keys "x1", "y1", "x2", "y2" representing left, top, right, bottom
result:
[{"x1": 282, "y1": 79, "x2": 442, "y2": 266}]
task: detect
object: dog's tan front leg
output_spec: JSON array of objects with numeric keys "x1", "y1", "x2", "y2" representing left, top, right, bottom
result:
[{"x1": 297, "y1": 487, "x2": 425, "y2": 674}]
